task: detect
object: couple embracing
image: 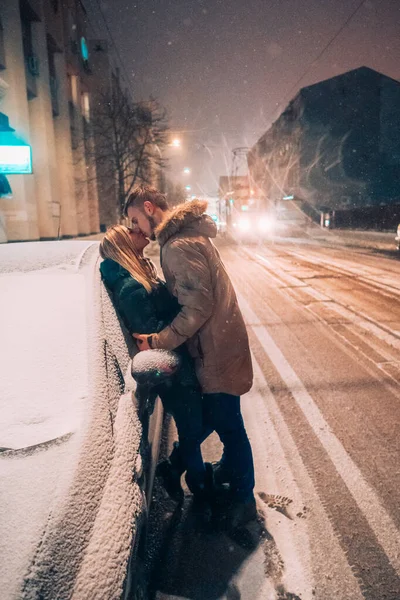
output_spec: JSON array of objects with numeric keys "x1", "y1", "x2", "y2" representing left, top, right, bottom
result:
[{"x1": 100, "y1": 185, "x2": 256, "y2": 529}]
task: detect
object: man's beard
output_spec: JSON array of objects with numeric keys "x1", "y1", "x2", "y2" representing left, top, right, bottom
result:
[{"x1": 148, "y1": 215, "x2": 157, "y2": 241}]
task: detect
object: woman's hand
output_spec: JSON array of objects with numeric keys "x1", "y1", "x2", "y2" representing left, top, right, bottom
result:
[{"x1": 132, "y1": 333, "x2": 152, "y2": 351}]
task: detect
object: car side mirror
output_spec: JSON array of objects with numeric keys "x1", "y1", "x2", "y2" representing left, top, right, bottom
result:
[
  {"x1": 131, "y1": 349, "x2": 181, "y2": 387},
  {"x1": 131, "y1": 350, "x2": 182, "y2": 418}
]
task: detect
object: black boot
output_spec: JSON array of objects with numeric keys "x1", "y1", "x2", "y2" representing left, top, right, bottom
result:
[
  {"x1": 186, "y1": 462, "x2": 215, "y2": 497},
  {"x1": 211, "y1": 460, "x2": 231, "y2": 488},
  {"x1": 188, "y1": 463, "x2": 215, "y2": 525},
  {"x1": 156, "y1": 459, "x2": 184, "y2": 503},
  {"x1": 168, "y1": 441, "x2": 186, "y2": 473},
  {"x1": 227, "y1": 496, "x2": 257, "y2": 529}
]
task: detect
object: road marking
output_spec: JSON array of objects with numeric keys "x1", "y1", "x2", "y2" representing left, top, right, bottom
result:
[
  {"x1": 254, "y1": 252, "x2": 306, "y2": 288},
  {"x1": 243, "y1": 357, "x2": 363, "y2": 600},
  {"x1": 245, "y1": 246, "x2": 400, "y2": 353},
  {"x1": 238, "y1": 293, "x2": 400, "y2": 576},
  {"x1": 320, "y1": 301, "x2": 400, "y2": 352},
  {"x1": 289, "y1": 249, "x2": 400, "y2": 297}
]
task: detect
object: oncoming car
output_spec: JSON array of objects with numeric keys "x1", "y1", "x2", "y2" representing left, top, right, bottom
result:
[
  {"x1": 229, "y1": 201, "x2": 309, "y2": 243},
  {"x1": 230, "y1": 210, "x2": 278, "y2": 242},
  {"x1": 0, "y1": 241, "x2": 163, "y2": 600}
]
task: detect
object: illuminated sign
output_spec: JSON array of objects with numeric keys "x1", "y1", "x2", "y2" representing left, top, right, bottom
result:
[
  {"x1": 0, "y1": 144, "x2": 32, "y2": 174},
  {"x1": 80, "y1": 37, "x2": 89, "y2": 62}
]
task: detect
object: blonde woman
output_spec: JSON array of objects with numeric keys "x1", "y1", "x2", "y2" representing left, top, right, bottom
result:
[{"x1": 99, "y1": 225, "x2": 213, "y2": 502}]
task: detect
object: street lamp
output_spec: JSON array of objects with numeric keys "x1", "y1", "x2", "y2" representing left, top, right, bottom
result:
[
  {"x1": 185, "y1": 185, "x2": 191, "y2": 191},
  {"x1": 171, "y1": 138, "x2": 181, "y2": 148},
  {"x1": 183, "y1": 167, "x2": 190, "y2": 174}
]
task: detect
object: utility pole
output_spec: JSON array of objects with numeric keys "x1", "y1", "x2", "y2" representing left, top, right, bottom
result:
[{"x1": 230, "y1": 147, "x2": 250, "y2": 180}]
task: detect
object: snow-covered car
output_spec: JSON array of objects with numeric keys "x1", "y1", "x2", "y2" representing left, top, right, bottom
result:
[
  {"x1": 0, "y1": 241, "x2": 164, "y2": 600},
  {"x1": 395, "y1": 223, "x2": 400, "y2": 252}
]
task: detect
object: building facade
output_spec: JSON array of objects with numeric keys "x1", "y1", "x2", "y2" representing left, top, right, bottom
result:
[
  {"x1": 248, "y1": 67, "x2": 400, "y2": 211},
  {"x1": 0, "y1": 0, "x2": 100, "y2": 243}
]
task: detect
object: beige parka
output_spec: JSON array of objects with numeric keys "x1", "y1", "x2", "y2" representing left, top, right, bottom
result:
[{"x1": 151, "y1": 200, "x2": 253, "y2": 396}]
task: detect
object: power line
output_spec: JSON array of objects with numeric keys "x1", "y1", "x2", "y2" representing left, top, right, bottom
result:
[
  {"x1": 271, "y1": 0, "x2": 367, "y2": 121},
  {"x1": 90, "y1": 0, "x2": 135, "y2": 99}
]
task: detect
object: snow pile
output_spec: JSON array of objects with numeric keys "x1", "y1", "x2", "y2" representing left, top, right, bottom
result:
[{"x1": 0, "y1": 240, "x2": 94, "y2": 275}]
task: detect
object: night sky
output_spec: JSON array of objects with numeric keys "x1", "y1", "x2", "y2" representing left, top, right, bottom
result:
[{"x1": 87, "y1": 0, "x2": 400, "y2": 196}]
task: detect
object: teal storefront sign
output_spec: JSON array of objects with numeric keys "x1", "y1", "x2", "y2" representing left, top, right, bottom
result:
[{"x1": 0, "y1": 113, "x2": 32, "y2": 175}]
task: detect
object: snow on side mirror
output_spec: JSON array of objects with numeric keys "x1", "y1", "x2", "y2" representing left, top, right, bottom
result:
[{"x1": 131, "y1": 349, "x2": 181, "y2": 387}]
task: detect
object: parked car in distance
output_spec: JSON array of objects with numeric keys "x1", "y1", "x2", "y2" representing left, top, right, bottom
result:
[{"x1": 0, "y1": 240, "x2": 163, "y2": 600}]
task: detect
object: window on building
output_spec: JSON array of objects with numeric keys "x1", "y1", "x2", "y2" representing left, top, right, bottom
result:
[
  {"x1": 0, "y1": 18, "x2": 5, "y2": 70},
  {"x1": 47, "y1": 36, "x2": 59, "y2": 117},
  {"x1": 69, "y1": 101, "x2": 79, "y2": 150},
  {"x1": 20, "y1": 3, "x2": 40, "y2": 99},
  {"x1": 21, "y1": 17, "x2": 34, "y2": 62},
  {"x1": 20, "y1": 0, "x2": 40, "y2": 66},
  {"x1": 70, "y1": 75, "x2": 79, "y2": 105},
  {"x1": 67, "y1": 11, "x2": 78, "y2": 54},
  {"x1": 81, "y1": 92, "x2": 90, "y2": 122}
]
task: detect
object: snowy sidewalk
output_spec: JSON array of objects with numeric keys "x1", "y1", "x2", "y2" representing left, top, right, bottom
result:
[{"x1": 306, "y1": 227, "x2": 397, "y2": 252}]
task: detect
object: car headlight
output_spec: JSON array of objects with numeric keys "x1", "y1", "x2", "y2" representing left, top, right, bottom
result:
[
  {"x1": 258, "y1": 217, "x2": 275, "y2": 232},
  {"x1": 238, "y1": 218, "x2": 251, "y2": 231}
]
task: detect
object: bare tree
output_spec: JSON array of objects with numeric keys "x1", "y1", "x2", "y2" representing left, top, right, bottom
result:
[
  {"x1": 166, "y1": 180, "x2": 188, "y2": 207},
  {"x1": 90, "y1": 85, "x2": 169, "y2": 218}
]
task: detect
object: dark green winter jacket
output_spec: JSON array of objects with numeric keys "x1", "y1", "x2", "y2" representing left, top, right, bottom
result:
[
  {"x1": 100, "y1": 258, "x2": 180, "y2": 336},
  {"x1": 99, "y1": 258, "x2": 199, "y2": 389}
]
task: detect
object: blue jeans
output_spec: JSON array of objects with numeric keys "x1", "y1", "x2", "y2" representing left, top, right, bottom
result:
[
  {"x1": 169, "y1": 392, "x2": 255, "y2": 502},
  {"x1": 157, "y1": 379, "x2": 207, "y2": 494},
  {"x1": 203, "y1": 393, "x2": 255, "y2": 502}
]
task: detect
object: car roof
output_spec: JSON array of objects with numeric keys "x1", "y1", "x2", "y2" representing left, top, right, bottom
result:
[
  {"x1": 0, "y1": 240, "x2": 100, "y2": 274},
  {"x1": 0, "y1": 241, "x2": 103, "y2": 450}
]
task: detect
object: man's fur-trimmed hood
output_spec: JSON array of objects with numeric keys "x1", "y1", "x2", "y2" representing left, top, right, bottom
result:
[{"x1": 155, "y1": 199, "x2": 217, "y2": 247}]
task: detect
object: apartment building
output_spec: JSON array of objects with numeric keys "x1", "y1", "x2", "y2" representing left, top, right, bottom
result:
[
  {"x1": 0, "y1": 0, "x2": 100, "y2": 242},
  {"x1": 249, "y1": 67, "x2": 400, "y2": 210}
]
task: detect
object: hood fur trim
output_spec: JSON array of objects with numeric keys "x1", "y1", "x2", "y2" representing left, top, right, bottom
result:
[{"x1": 155, "y1": 199, "x2": 209, "y2": 246}]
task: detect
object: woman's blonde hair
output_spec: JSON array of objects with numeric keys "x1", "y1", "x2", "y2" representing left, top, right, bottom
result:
[{"x1": 99, "y1": 225, "x2": 158, "y2": 293}]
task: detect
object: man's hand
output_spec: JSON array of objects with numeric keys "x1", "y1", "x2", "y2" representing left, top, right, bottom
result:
[{"x1": 132, "y1": 333, "x2": 152, "y2": 351}]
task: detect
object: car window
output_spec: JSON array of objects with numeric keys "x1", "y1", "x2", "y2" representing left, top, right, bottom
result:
[{"x1": 99, "y1": 269, "x2": 137, "y2": 413}]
